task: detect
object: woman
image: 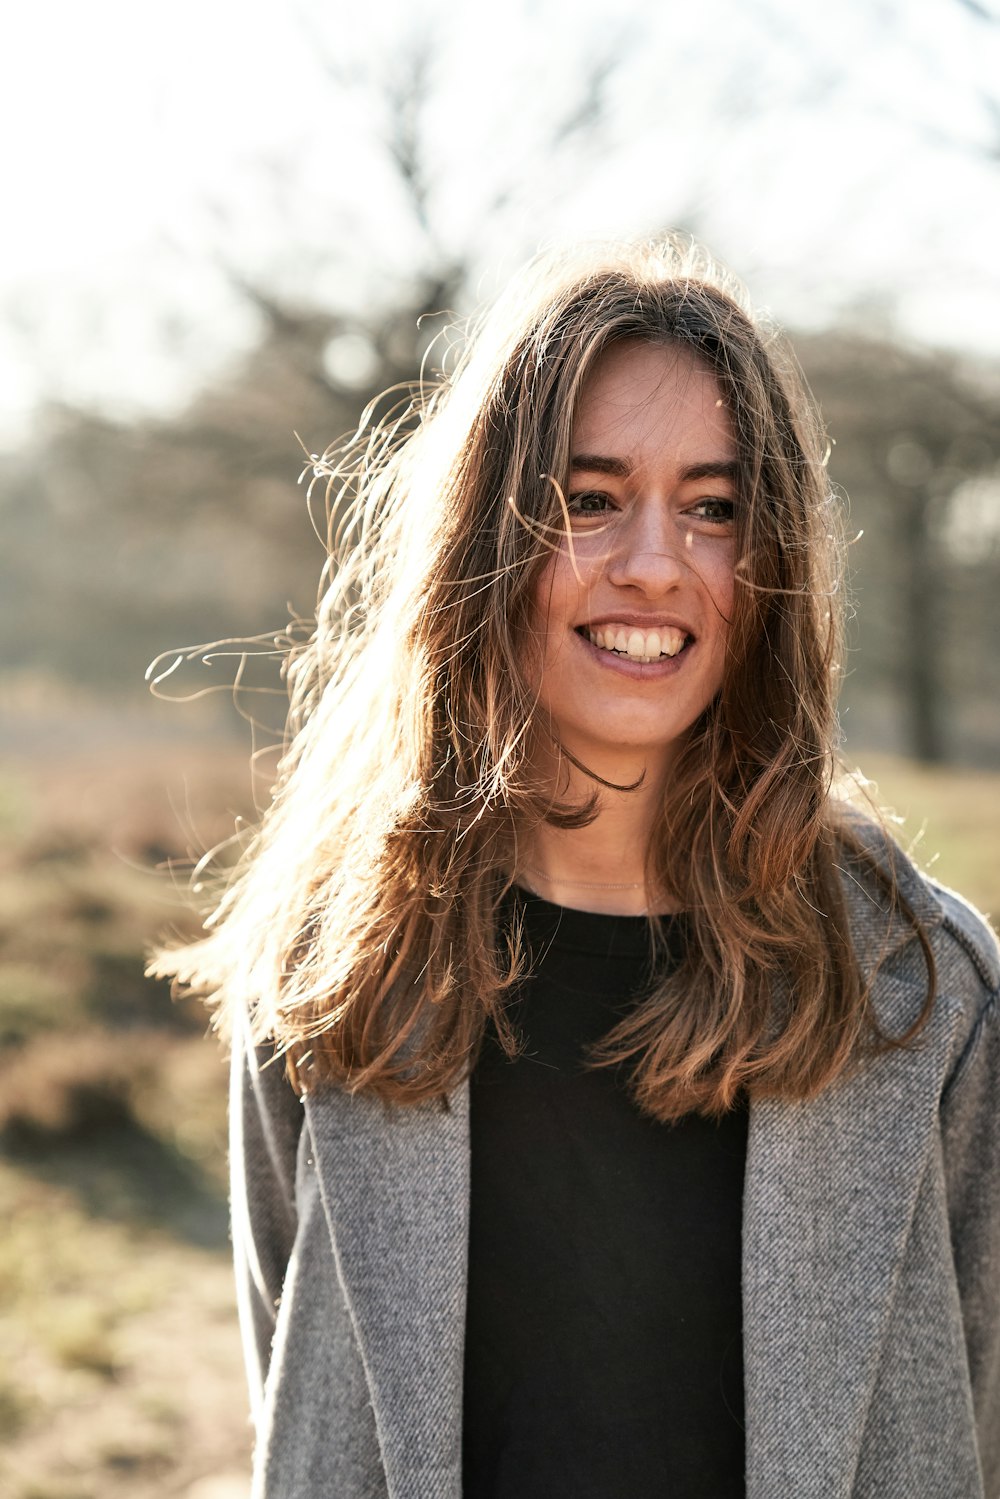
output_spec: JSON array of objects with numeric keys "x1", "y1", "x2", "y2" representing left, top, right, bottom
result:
[{"x1": 152, "y1": 238, "x2": 999, "y2": 1498}]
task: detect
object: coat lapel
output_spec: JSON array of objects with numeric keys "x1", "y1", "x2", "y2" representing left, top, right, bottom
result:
[
  {"x1": 304, "y1": 1083, "x2": 469, "y2": 1499},
  {"x1": 742, "y1": 858, "x2": 954, "y2": 1498}
]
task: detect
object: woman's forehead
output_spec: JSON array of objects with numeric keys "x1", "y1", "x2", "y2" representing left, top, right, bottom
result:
[{"x1": 570, "y1": 341, "x2": 735, "y2": 465}]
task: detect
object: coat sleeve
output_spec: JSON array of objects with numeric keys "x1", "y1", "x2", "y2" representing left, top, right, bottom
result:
[
  {"x1": 229, "y1": 1000, "x2": 304, "y2": 1433},
  {"x1": 940, "y1": 969, "x2": 1000, "y2": 1497}
]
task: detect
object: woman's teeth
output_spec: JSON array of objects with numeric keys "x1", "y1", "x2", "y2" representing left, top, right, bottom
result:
[{"x1": 585, "y1": 625, "x2": 687, "y2": 663}]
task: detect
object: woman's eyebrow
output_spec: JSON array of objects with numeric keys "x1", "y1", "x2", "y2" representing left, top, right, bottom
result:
[
  {"x1": 569, "y1": 453, "x2": 633, "y2": 477},
  {"x1": 569, "y1": 454, "x2": 739, "y2": 483},
  {"x1": 679, "y1": 460, "x2": 740, "y2": 483}
]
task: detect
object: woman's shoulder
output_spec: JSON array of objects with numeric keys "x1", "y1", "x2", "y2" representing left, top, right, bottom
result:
[
  {"x1": 836, "y1": 807, "x2": 999, "y2": 1046},
  {"x1": 924, "y1": 876, "x2": 1000, "y2": 993}
]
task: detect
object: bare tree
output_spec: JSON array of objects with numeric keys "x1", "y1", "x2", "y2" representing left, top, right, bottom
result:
[{"x1": 800, "y1": 330, "x2": 1000, "y2": 763}]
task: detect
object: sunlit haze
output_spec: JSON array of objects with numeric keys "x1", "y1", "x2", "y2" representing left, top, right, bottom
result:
[{"x1": 3, "y1": 0, "x2": 999, "y2": 444}]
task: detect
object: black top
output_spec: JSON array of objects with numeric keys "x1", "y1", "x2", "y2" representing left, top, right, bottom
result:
[{"x1": 463, "y1": 892, "x2": 747, "y2": 1498}]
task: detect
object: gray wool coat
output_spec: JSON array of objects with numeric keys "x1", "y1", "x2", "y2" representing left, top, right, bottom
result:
[{"x1": 231, "y1": 839, "x2": 1000, "y2": 1499}]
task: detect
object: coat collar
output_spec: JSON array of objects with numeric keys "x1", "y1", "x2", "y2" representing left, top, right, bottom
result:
[
  {"x1": 304, "y1": 1084, "x2": 469, "y2": 1499},
  {"x1": 303, "y1": 844, "x2": 953, "y2": 1499},
  {"x1": 833, "y1": 811, "x2": 945, "y2": 975}
]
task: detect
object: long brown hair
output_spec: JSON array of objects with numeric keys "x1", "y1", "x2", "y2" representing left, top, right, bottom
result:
[{"x1": 150, "y1": 236, "x2": 933, "y2": 1121}]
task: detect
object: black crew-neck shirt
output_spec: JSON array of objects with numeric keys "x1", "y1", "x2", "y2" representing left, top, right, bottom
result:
[{"x1": 463, "y1": 892, "x2": 747, "y2": 1498}]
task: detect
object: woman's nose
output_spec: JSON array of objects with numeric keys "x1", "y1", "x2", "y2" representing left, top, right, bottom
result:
[{"x1": 606, "y1": 502, "x2": 688, "y2": 595}]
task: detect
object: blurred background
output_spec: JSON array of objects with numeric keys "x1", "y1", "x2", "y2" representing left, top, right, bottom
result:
[{"x1": 2, "y1": 0, "x2": 999, "y2": 1494}]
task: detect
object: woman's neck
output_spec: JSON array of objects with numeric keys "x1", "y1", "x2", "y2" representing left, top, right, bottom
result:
[{"x1": 517, "y1": 759, "x2": 673, "y2": 916}]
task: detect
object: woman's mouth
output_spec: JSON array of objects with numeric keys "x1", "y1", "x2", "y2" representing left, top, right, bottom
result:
[{"x1": 580, "y1": 624, "x2": 690, "y2": 665}]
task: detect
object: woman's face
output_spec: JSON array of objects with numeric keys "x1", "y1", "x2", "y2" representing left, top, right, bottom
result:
[{"x1": 529, "y1": 339, "x2": 739, "y2": 787}]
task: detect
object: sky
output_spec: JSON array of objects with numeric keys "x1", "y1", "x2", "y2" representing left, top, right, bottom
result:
[{"x1": 2, "y1": 0, "x2": 998, "y2": 445}]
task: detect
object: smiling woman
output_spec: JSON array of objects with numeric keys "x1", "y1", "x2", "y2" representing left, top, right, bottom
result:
[
  {"x1": 526, "y1": 342, "x2": 737, "y2": 837},
  {"x1": 150, "y1": 237, "x2": 1000, "y2": 1498}
]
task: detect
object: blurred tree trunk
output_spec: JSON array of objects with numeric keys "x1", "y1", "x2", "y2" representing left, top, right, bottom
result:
[
  {"x1": 800, "y1": 330, "x2": 1000, "y2": 766},
  {"x1": 899, "y1": 486, "x2": 944, "y2": 763}
]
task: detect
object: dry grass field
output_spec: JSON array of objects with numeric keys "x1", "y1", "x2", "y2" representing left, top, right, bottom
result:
[
  {"x1": 0, "y1": 735, "x2": 256, "y2": 1499},
  {"x1": 0, "y1": 727, "x2": 997, "y2": 1498}
]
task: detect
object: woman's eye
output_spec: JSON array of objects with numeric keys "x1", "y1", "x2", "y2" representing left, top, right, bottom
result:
[
  {"x1": 690, "y1": 497, "x2": 735, "y2": 524},
  {"x1": 567, "y1": 490, "x2": 612, "y2": 516}
]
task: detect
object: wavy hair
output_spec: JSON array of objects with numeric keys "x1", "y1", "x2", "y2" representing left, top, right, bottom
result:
[{"x1": 150, "y1": 236, "x2": 933, "y2": 1121}]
